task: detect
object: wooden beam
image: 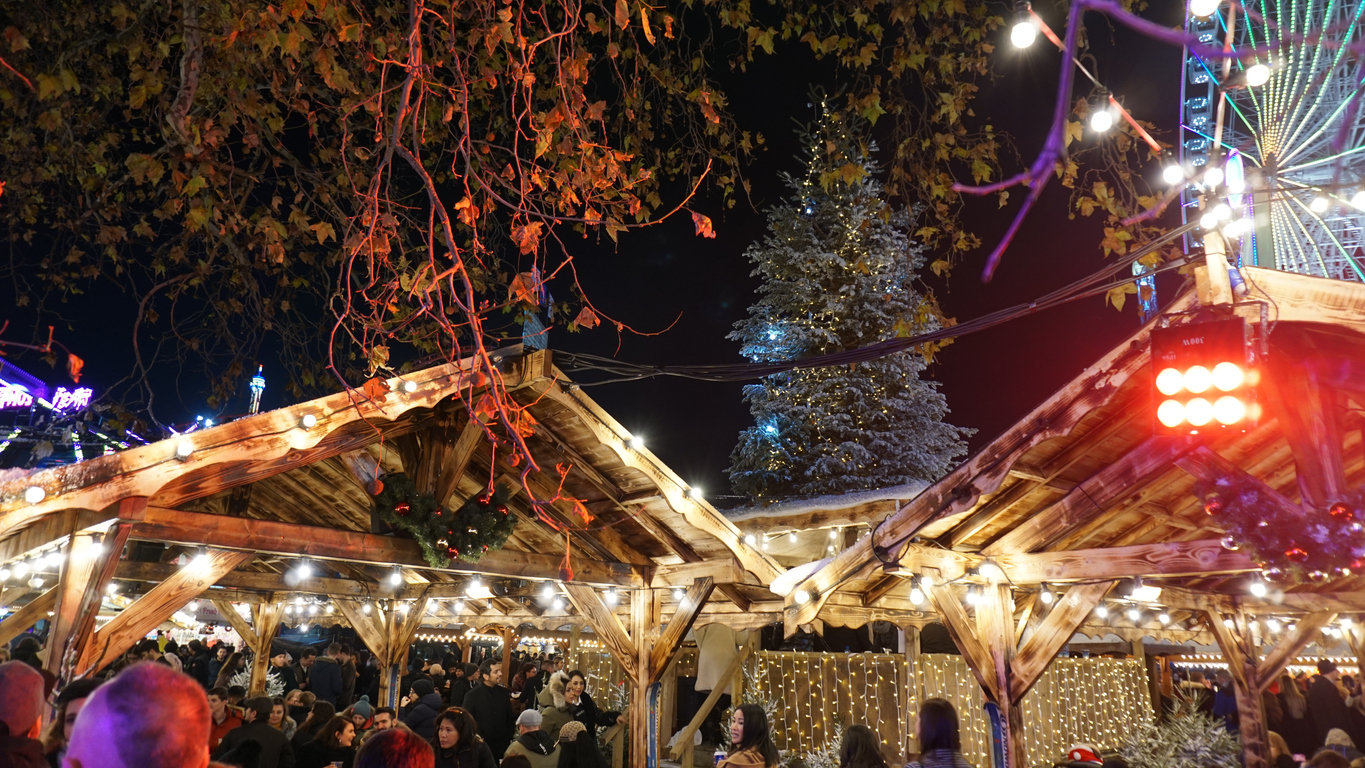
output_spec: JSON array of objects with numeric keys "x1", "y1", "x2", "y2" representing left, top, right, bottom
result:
[
  {"x1": 630, "y1": 586, "x2": 657, "y2": 768},
  {"x1": 983, "y1": 436, "x2": 1199, "y2": 557},
  {"x1": 0, "y1": 350, "x2": 550, "y2": 539},
  {"x1": 647, "y1": 578, "x2": 714, "y2": 684},
  {"x1": 1256, "y1": 611, "x2": 1336, "y2": 692},
  {"x1": 130, "y1": 506, "x2": 639, "y2": 587},
  {"x1": 436, "y1": 420, "x2": 486, "y2": 506},
  {"x1": 562, "y1": 583, "x2": 638, "y2": 682},
  {"x1": 0, "y1": 587, "x2": 58, "y2": 648},
  {"x1": 977, "y1": 583, "x2": 1026, "y2": 768},
  {"x1": 782, "y1": 295, "x2": 1197, "y2": 626},
  {"x1": 925, "y1": 583, "x2": 999, "y2": 702},
  {"x1": 1010, "y1": 581, "x2": 1114, "y2": 701},
  {"x1": 996, "y1": 539, "x2": 1258, "y2": 583},
  {"x1": 76, "y1": 549, "x2": 253, "y2": 677},
  {"x1": 1265, "y1": 341, "x2": 1346, "y2": 508},
  {"x1": 210, "y1": 599, "x2": 261, "y2": 650}
]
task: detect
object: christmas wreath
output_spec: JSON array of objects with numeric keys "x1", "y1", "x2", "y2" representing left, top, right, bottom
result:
[
  {"x1": 374, "y1": 473, "x2": 517, "y2": 567},
  {"x1": 1195, "y1": 474, "x2": 1365, "y2": 585}
]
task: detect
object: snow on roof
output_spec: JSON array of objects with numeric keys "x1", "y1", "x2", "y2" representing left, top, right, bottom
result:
[{"x1": 724, "y1": 481, "x2": 929, "y2": 523}]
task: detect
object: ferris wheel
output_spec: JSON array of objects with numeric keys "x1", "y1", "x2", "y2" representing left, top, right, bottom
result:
[{"x1": 1178, "y1": 0, "x2": 1365, "y2": 281}]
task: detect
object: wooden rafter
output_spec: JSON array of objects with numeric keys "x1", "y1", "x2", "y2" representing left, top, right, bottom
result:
[
  {"x1": 0, "y1": 587, "x2": 58, "y2": 648},
  {"x1": 1010, "y1": 581, "x2": 1113, "y2": 701},
  {"x1": 562, "y1": 583, "x2": 638, "y2": 681},
  {"x1": 647, "y1": 577, "x2": 715, "y2": 684}
]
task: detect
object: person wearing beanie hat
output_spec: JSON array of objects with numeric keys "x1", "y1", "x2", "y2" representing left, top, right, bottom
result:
[
  {"x1": 0, "y1": 661, "x2": 46, "y2": 768},
  {"x1": 270, "y1": 644, "x2": 300, "y2": 693},
  {"x1": 1310, "y1": 658, "x2": 1353, "y2": 745},
  {"x1": 503, "y1": 709, "x2": 560, "y2": 768},
  {"x1": 401, "y1": 678, "x2": 444, "y2": 740},
  {"x1": 348, "y1": 694, "x2": 376, "y2": 745}
]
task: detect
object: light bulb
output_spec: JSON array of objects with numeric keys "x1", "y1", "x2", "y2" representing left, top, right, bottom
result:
[
  {"x1": 1163, "y1": 163, "x2": 1185, "y2": 186},
  {"x1": 362, "y1": 601, "x2": 372, "y2": 614},
  {"x1": 919, "y1": 573, "x2": 934, "y2": 589},
  {"x1": 453, "y1": 599, "x2": 465, "y2": 612},
  {"x1": 1183, "y1": 365, "x2": 1213, "y2": 394},
  {"x1": 793, "y1": 589, "x2": 810, "y2": 605},
  {"x1": 106, "y1": 581, "x2": 118, "y2": 593},
  {"x1": 1158, "y1": 612, "x2": 1170, "y2": 625},
  {"x1": 389, "y1": 569, "x2": 404, "y2": 586},
  {"x1": 0, "y1": 567, "x2": 10, "y2": 581},
  {"x1": 551, "y1": 597, "x2": 564, "y2": 611},
  {"x1": 24, "y1": 486, "x2": 45, "y2": 504},
  {"x1": 176, "y1": 440, "x2": 195, "y2": 460},
  {"x1": 788, "y1": 531, "x2": 798, "y2": 544},
  {"x1": 604, "y1": 587, "x2": 619, "y2": 606},
  {"x1": 1156, "y1": 368, "x2": 1184, "y2": 396},
  {"x1": 744, "y1": 534, "x2": 756, "y2": 547},
  {"x1": 1204, "y1": 167, "x2": 1225, "y2": 188},
  {"x1": 829, "y1": 529, "x2": 839, "y2": 540},
  {"x1": 1010, "y1": 20, "x2": 1038, "y2": 48},
  {"x1": 626, "y1": 436, "x2": 643, "y2": 450},
  {"x1": 1127, "y1": 607, "x2": 1141, "y2": 622},
  {"x1": 672, "y1": 587, "x2": 685, "y2": 601},
  {"x1": 1189, "y1": 0, "x2": 1220, "y2": 17},
  {"x1": 1039, "y1": 586, "x2": 1054, "y2": 605},
  {"x1": 297, "y1": 561, "x2": 312, "y2": 579},
  {"x1": 965, "y1": 586, "x2": 981, "y2": 606},
  {"x1": 1245, "y1": 63, "x2": 1271, "y2": 87},
  {"x1": 299, "y1": 622, "x2": 309, "y2": 632},
  {"x1": 402, "y1": 380, "x2": 418, "y2": 393},
  {"x1": 685, "y1": 486, "x2": 702, "y2": 500},
  {"x1": 1311, "y1": 195, "x2": 1331, "y2": 213},
  {"x1": 13, "y1": 561, "x2": 29, "y2": 579},
  {"x1": 28, "y1": 575, "x2": 43, "y2": 589},
  {"x1": 910, "y1": 587, "x2": 925, "y2": 605},
  {"x1": 1352, "y1": 190, "x2": 1365, "y2": 210},
  {"x1": 541, "y1": 583, "x2": 555, "y2": 600},
  {"x1": 1095, "y1": 604, "x2": 1109, "y2": 619},
  {"x1": 191, "y1": 548, "x2": 210, "y2": 569},
  {"x1": 1212, "y1": 202, "x2": 1231, "y2": 220},
  {"x1": 300, "y1": 414, "x2": 317, "y2": 429},
  {"x1": 1089, "y1": 109, "x2": 1114, "y2": 133},
  {"x1": 1199, "y1": 211, "x2": 1219, "y2": 230}
]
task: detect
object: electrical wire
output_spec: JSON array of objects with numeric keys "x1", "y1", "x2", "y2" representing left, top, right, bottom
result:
[{"x1": 557, "y1": 220, "x2": 1200, "y2": 385}]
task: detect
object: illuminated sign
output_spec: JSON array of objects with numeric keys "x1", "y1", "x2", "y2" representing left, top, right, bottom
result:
[
  {"x1": 0, "y1": 387, "x2": 32, "y2": 409},
  {"x1": 0, "y1": 386, "x2": 93, "y2": 412},
  {"x1": 50, "y1": 387, "x2": 93, "y2": 411}
]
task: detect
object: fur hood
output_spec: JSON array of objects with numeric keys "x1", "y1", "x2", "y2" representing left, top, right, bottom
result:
[{"x1": 540, "y1": 670, "x2": 571, "y2": 710}]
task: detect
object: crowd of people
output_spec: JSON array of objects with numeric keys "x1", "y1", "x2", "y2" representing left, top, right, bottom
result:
[{"x1": 0, "y1": 639, "x2": 636, "y2": 768}]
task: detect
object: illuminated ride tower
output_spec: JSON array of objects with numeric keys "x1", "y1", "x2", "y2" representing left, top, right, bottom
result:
[
  {"x1": 248, "y1": 365, "x2": 266, "y2": 415},
  {"x1": 1178, "y1": 0, "x2": 1365, "y2": 282}
]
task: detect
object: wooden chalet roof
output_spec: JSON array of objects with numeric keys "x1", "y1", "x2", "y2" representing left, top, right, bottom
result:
[
  {"x1": 782, "y1": 266, "x2": 1365, "y2": 641},
  {"x1": 0, "y1": 348, "x2": 793, "y2": 637}
]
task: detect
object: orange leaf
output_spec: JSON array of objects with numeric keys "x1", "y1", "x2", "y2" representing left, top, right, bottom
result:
[
  {"x1": 691, "y1": 211, "x2": 716, "y2": 239},
  {"x1": 640, "y1": 8, "x2": 655, "y2": 44},
  {"x1": 509, "y1": 272, "x2": 540, "y2": 306},
  {"x1": 511, "y1": 222, "x2": 543, "y2": 255},
  {"x1": 614, "y1": 0, "x2": 630, "y2": 29},
  {"x1": 67, "y1": 353, "x2": 85, "y2": 383},
  {"x1": 361, "y1": 377, "x2": 388, "y2": 401},
  {"x1": 573, "y1": 306, "x2": 600, "y2": 329},
  {"x1": 473, "y1": 393, "x2": 499, "y2": 422}
]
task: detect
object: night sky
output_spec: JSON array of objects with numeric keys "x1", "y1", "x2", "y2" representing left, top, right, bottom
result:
[{"x1": 6, "y1": 0, "x2": 1188, "y2": 506}]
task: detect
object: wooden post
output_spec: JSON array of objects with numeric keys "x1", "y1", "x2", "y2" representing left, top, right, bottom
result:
[
  {"x1": 903, "y1": 624, "x2": 920, "y2": 760},
  {"x1": 569, "y1": 623, "x2": 581, "y2": 668},
  {"x1": 500, "y1": 626, "x2": 516, "y2": 683},
  {"x1": 630, "y1": 588, "x2": 657, "y2": 768},
  {"x1": 247, "y1": 601, "x2": 285, "y2": 696},
  {"x1": 977, "y1": 584, "x2": 1026, "y2": 768}
]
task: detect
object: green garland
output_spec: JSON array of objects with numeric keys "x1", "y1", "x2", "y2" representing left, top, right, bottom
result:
[{"x1": 374, "y1": 473, "x2": 516, "y2": 567}]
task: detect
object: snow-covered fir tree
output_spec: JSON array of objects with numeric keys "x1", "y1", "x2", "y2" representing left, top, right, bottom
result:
[{"x1": 727, "y1": 111, "x2": 970, "y2": 500}]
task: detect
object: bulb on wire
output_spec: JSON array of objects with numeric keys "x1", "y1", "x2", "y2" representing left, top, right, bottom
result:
[
  {"x1": 1311, "y1": 195, "x2": 1331, "y2": 213},
  {"x1": 1245, "y1": 62, "x2": 1271, "y2": 87},
  {"x1": 1039, "y1": 584, "x2": 1055, "y2": 605},
  {"x1": 1189, "y1": 0, "x2": 1220, "y2": 17},
  {"x1": 1010, "y1": 19, "x2": 1038, "y2": 48},
  {"x1": 1162, "y1": 162, "x2": 1185, "y2": 186},
  {"x1": 1089, "y1": 108, "x2": 1114, "y2": 133}
]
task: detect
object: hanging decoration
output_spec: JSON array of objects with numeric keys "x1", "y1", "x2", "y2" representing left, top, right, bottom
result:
[
  {"x1": 373, "y1": 473, "x2": 516, "y2": 567},
  {"x1": 1196, "y1": 475, "x2": 1365, "y2": 584}
]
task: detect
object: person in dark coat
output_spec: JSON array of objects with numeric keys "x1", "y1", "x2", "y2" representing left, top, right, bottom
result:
[
  {"x1": 401, "y1": 659, "x2": 431, "y2": 703},
  {"x1": 449, "y1": 664, "x2": 479, "y2": 708},
  {"x1": 271, "y1": 646, "x2": 300, "y2": 693},
  {"x1": 402, "y1": 679, "x2": 445, "y2": 740},
  {"x1": 293, "y1": 701, "x2": 337, "y2": 749},
  {"x1": 207, "y1": 644, "x2": 231, "y2": 686},
  {"x1": 295, "y1": 715, "x2": 358, "y2": 768},
  {"x1": 214, "y1": 696, "x2": 297, "y2": 768},
  {"x1": 310, "y1": 643, "x2": 346, "y2": 707},
  {"x1": 1212, "y1": 670, "x2": 1240, "y2": 733},
  {"x1": 292, "y1": 648, "x2": 318, "y2": 693},
  {"x1": 431, "y1": 708, "x2": 497, "y2": 768},
  {"x1": 339, "y1": 644, "x2": 358, "y2": 709},
  {"x1": 1311, "y1": 661, "x2": 1353, "y2": 747},
  {"x1": 462, "y1": 661, "x2": 516, "y2": 758},
  {"x1": 185, "y1": 640, "x2": 211, "y2": 689},
  {"x1": 560, "y1": 671, "x2": 624, "y2": 738}
]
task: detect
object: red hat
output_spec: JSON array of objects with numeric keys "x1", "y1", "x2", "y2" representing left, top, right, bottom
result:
[{"x1": 1066, "y1": 745, "x2": 1103, "y2": 765}]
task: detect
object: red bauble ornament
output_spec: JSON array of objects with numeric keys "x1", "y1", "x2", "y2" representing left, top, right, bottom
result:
[
  {"x1": 394, "y1": 501, "x2": 411, "y2": 516},
  {"x1": 1330, "y1": 502, "x2": 1356, "y2": 521},
  {"x1": 1204, "y1": 495, "x2": 1224, "y2": 516},
  {"x1": 446, "y1": 545, "x2": 460, "y2": 559},
  {"x1": 496, "y1": 504, "x2": 509, "y2": 516},
  {"x1": 1285, "y1": 546, "x2": 1309, "y2": 563},
  {"x1": 434, "y1": 507, "x2": 443, "y2": 517},
  {"x1": 482, "y1": 544, "x2": 489, "y2": 552}
]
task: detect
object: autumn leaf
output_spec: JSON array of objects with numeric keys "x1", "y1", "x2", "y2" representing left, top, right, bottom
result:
[
  {"x1": 509, "y1": 271, "x2": 540, "y2": 306},
  {"x1": 367, "y1": 345, "x2": 390, "y2": 374},
  {"x1": 573, "y1": 306, "x2": 600, "y2": 330},
  {"x1": 67, "y1": 353, "x2": 84, "y2": 383},
  {"x1": 511, "y1": 221, "x2": 543, "y2": 255},
  {"x1": 640, "y1": 8, "x2": 655, "y2": 44},
  {"x1": 361, "y1": 377, "x2": 388, "y2": 401},
  {"x1": 1065, "y1": 120, "x2": 1083, "y2": 147},
  {"x1": 473, "y1": 393, "x2": 499, "y2": 422},
  {"x1": 615, "y1": 0, "x2": 630, "y2": 29},
  {"x1": 1106, "y1": 283, "x2": 1136, "y2": 312},
  {"x1": 310, "y1": 221, "x2": 335, "y2": 244},
  {"x1": 572, "y1": 499, "x2": 595, "y2": 525},
  {"x1": 453, "y1": 196, "x2": 479, "y2": 226},
  {"x1": 691, "y1": 211, "x2": 716, "y2": 238}
]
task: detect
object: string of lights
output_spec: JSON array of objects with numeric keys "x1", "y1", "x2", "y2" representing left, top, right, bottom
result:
[{"x1": 557, "y1": 222, "x2": 1198, "y2": 386}]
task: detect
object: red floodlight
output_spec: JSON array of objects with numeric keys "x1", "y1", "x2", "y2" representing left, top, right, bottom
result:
[{"x1": 1150, "y1": 317, "x2": 1258, "y2": 434}]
